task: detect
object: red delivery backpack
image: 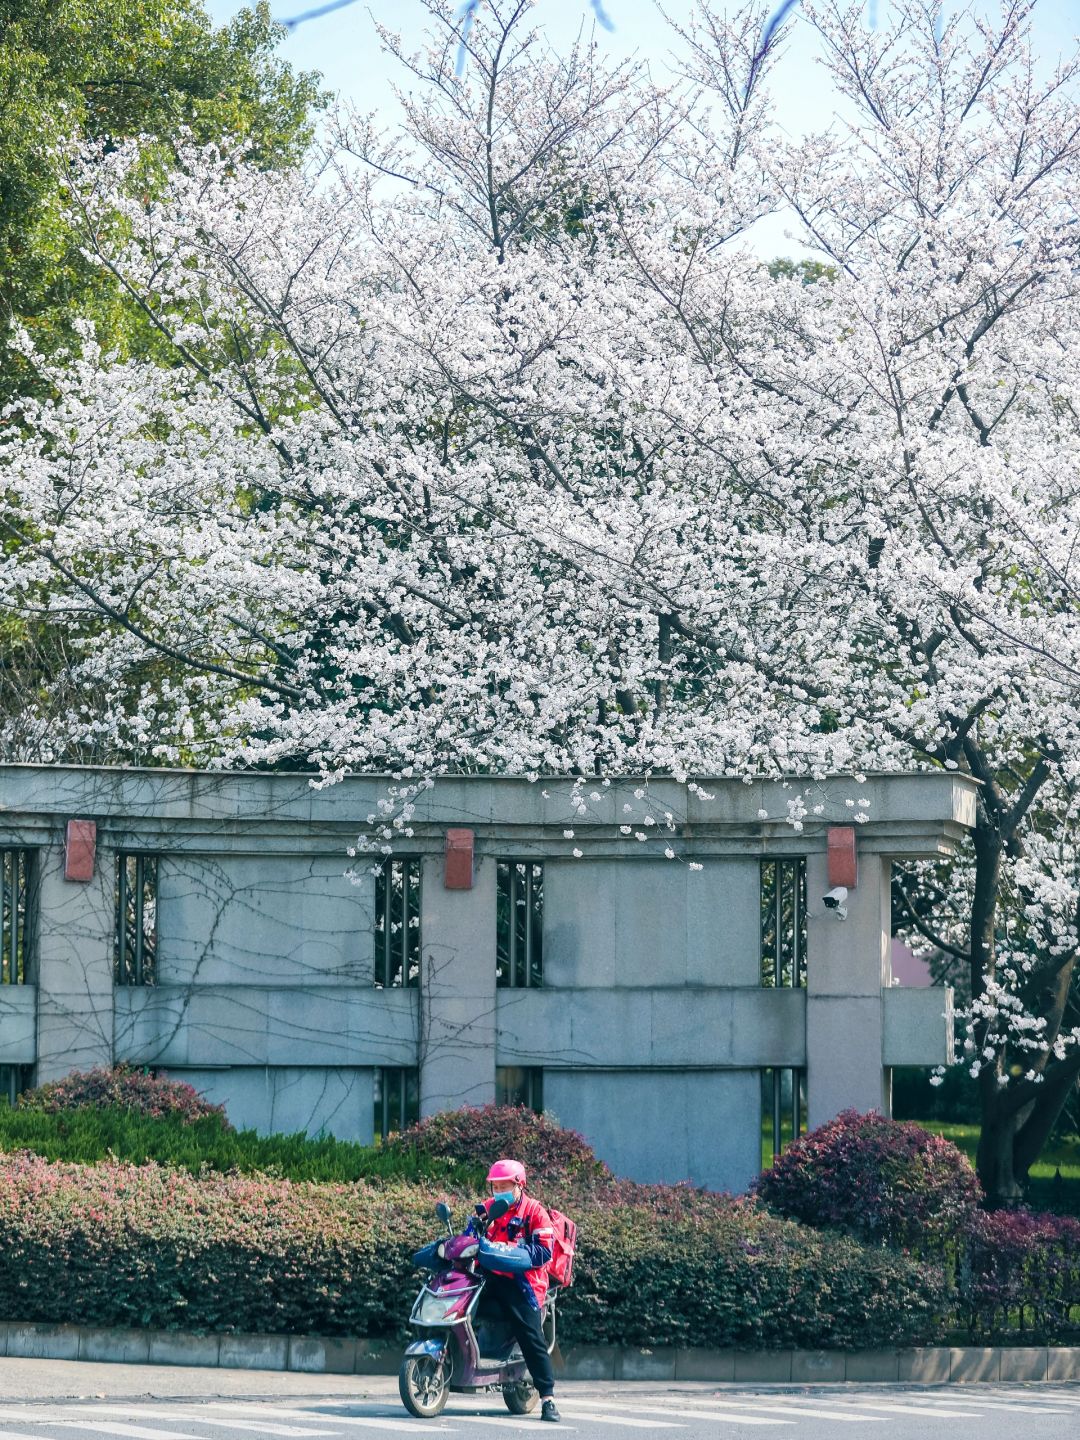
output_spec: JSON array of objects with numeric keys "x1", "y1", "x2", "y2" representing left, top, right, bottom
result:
[{"x1": 547, "y1": 1206, "x2": 577, "y2": 1287}]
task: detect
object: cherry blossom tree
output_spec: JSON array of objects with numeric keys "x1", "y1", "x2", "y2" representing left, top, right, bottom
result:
[{"x1": 2, "y1": 0, "x2": 1080, "y2": 1204}]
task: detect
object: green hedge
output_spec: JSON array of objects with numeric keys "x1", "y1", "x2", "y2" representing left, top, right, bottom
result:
[
  {"x1": 0, "y1": 1151, "x2": 949, "y2": 1348},
  {"x1": 0, "y1": 1103, "x2": 485, "y2": 1188}
]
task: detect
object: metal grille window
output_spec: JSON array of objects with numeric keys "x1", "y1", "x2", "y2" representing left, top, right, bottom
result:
[
  {"x1": 115, "y1": 854, "x2": 157, "y2": 985},
  {"x1": 0, "y1": 1064, "x2": 32, "y2": 1106},
  {"x1": 374, "y1": 1066, "x2": 419, "y2": 1140},
  {"x1": 496, "y1": 862, "x2": 543, "y2": 988},
  {"x1": 496, "y1": 1066, "x2": 544, "y2": 1114},
  {"x1": 373, "y1": 859, "x2": 421, "y2": 988},
  {"x1": 760, "y1": 859, "x2": 807, "y2": 987},
  {"x1": 761, "y1": 1067, "x2": 807, "y2": 1167},
  {"x1": 0, "y1": 849, "x2": 35, "y2": 984}
]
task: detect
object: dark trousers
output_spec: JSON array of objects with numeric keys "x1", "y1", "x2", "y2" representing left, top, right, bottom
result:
[{"x1": 478, "y1": 1274, "x2": 555, "y2": 1396}]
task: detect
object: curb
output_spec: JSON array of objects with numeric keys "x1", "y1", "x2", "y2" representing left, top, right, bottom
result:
[{"x1": 0, "y1": 1323, "x2": 1076, "y2": 1383}]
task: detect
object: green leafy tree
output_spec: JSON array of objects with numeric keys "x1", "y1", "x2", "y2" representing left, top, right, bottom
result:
[{"x1": 0, "y1": 0, "x2": 326, "y2": 402}]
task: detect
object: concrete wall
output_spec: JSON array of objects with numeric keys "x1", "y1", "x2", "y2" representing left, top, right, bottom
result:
[
  {"x1": 0, "y1": 765, "x2": 976, "y2": 1188},
  {"x1": 544, "y1": 858, "x2": 761, "y2": 988},
  {"x1": 164, "y1": 1066, "x2": 374, "y2": 1143},
  {"x1": 34, "y1": 844, "x2": 114, "y2": 1083},
  {"x1": 419, "y1": 854, "x2": 497, "y2": 1114},
  {"x1": 544, "y1": 1069, "x2": 762, "y2": 1193},
  {"x1": 156, "y1": 856, "x2": 374, "y2": 988}
]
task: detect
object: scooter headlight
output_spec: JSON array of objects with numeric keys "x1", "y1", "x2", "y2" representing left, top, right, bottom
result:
[{"x1": 418, "y1": 1290, "x2": 464, "y2": 1324}]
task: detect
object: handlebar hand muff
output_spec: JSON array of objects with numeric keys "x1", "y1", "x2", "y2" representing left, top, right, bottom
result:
[{"x1": 477, "y1": 1237, "x2": 533, "y2": 1275}]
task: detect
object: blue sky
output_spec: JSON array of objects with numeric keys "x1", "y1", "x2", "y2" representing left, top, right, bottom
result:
[{"x1": 205, "y1": 1, "x2": 1080, "y2": 256}]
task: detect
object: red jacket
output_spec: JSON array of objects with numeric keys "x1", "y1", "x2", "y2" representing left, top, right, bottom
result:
[{"x1": 484, "y1": 1193, "x2": 554, "y2": 1308}]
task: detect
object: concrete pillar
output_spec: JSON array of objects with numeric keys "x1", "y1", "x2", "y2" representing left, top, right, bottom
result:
[
  {"x1": 35, "y1": 843, "x2": 114, "y2": 1082},
  {"x1": 418, "y1": 852, "x2": 496, "y2": 1114},
  {"x1": 805, "y1": 850, "x2": 891, "y2": 1126}
]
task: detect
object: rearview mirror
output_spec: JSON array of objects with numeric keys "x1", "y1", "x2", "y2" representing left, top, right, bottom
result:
[
  {"x1": 487, "y1": 1196, "x2": 511, "y2": 1220},
  {"x1": 435, "y1": 1200, "x2": 452, "y2": 1227}
]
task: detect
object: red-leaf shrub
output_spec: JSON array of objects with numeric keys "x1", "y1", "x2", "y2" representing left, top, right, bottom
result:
[
  {"x1": 381, "y1": 1105, "x2": 608, "y2": 1190},
  {"x1": 18, "y1": 1066, "x2": 230, "y2": 1130},
  {"x1": 753, "y1": 1110, "x2": 981, "y2": 1252},
  {"x1": 959, "y1": 1209, "x2": 1080, "y2": 1343},
  {"x1": 0, "y1": 1150, "x2": 948, "y2": 1348}
]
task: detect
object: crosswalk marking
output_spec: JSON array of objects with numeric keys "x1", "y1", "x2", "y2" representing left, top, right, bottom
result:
[
  {"x1": 49, "y1": 1425, "x2": 215, "y2": 1440},
  {"x1": 43, "y1": 1407, "x2": 336, "y2": 1438},
  {"x1": 843, "y1": 1401, "x2": 984, "y2": 1418},
  {"x1": 558, "y1": 1413, "x2": 683, "y2": 1429},
  {"x1": 0, "y1": 1386, "x2": 1075, "y2": 1438},
  {"x1": 687, "y1": 1402, "x2": 882, "y2": 1423},
  {"x1": 455, "y1": 1419, "x2": 578, "y2": 1431},
  {"x1": 616, "y1": 1396, "x2": 883, "y2": 1423},
  {"x1": 197, "y1": 1407, "x2": 454, "y2": 1434},
  {"x1": 560, "y1": 1398, "x2": 793, "y2": 1427},
  {"x1": 896, "y1": 1397, "x2": 1069, "y2": 1415}
]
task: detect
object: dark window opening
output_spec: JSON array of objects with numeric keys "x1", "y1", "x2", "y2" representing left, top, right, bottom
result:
[
  {"x1": 116, "y1": 854, "x2": 157, "y2": 985},
  {"x1": 761, "y1": 1067, "x2": 807, "y2": 1167},
  {"x1": 374, "y1": 859, "x2": 421, "y2": 988},
  {"x1": 496, "y1": 1066, "x2": 544, "y2": 1113},
  {"x1": 374, "y1": 1066, "x2": 419, "y2": 1139},
  {"x1": 497, "y1": 862, "x2": 543, "y2": 987},
  {"x1": 0, "y1": 1064, "x2": 32, "y2": 1106},
  {"x1": 0, "y1": 849, "x2": 35, "y2": 984},
  {"x1": 760, "y1": 859, "x2": 806, "y2": 987}
]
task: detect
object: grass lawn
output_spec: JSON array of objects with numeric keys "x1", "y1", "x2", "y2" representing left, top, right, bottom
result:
[{"x1": 916, "y1": 1120, "x2": 1080, "y2": 1215}]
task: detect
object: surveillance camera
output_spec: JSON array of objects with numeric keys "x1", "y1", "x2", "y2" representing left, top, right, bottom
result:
[{"x1": 822, "y1": 886, "x2": 848, "y2": 909}]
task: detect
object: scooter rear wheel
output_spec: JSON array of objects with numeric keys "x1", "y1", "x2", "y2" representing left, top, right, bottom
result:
[
  {"x1": 399, "y1": 1355, "x2": 449, "y2": 1417},
  {"x1": 504, "y1": 1381, "x2": 539, "y2": 1414}
]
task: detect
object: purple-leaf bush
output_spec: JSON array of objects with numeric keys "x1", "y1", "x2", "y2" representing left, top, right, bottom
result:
[
  {"x1": 0, "y1": 1149, "x2": 947, "y2": 1348},
  {"x1": 959, "y1": 1209, "x2": 1080, "y2": 1343},
  {"x1": 382, "y1": 1104, "x2": 609, "y2": 1190},
  {"x1": 753, "y1": 1110, "x2": 981, "y2": 1253},
  {"x1": 17, "y1": 1066, "x2": 230, "y2": 1130}
]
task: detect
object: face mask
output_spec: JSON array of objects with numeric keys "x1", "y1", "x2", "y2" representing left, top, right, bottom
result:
[{"x1": 491, "y1": 1189, "x2": 516, "y2": 1208}]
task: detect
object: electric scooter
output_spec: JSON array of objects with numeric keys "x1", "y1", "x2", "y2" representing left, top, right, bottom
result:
[{"x1": 399, "y1": 1198, "x2": 558, "y2": 1418}]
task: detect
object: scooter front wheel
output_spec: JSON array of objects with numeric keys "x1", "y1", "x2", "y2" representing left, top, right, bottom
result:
[
  {"x1": 399, "y1": 1354, "x2": 449, "y2": 1417},
  {"x1": 504, "y1": 1381, "x2": 539, "y2": 1414}
]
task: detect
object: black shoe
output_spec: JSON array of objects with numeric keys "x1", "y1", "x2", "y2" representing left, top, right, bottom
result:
[{"x1": 541, "y1": 1398, "x2": 561, "y2": 1422}]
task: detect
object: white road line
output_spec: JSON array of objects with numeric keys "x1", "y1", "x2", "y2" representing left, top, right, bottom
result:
[
  {"x1": 0, "y1": 1419, "x2": 208, "y2": 1440},
  {"x1": 1022, "y1": 1393, "x2": 1080, "y2": 1406},
  {"x1": 607, "y1": 1395, "x2": 882, "y2": 1423},
  {"x1": 558, "y1": 1413, "x2": 683, "y2": 1429},
  {"x1": 888, "y1": 1397, "x2": 1069, "y2": 1415},
  {"x1": 197, "y1": 1405, "x2": 456, "y2": 1434},
  {"x1": 49, "y1": 1424, "x2": 217, "y2": 1440},
  {"x1": 842, "y1": 1401, "x2": 984, "y2": 1418},
  {"x1": 453, "y1": 1419, "x2": 578, "y2": 1431},
  {"x1": 679, "y1": 1402, "x2": 882, "y2": 1423},
  {"x1": 560, "y1": 1399, "x2": 794, "y2": 1427},
  {"x1": 48, "y1": 1408, "x2": 338, "y2": 1437}
]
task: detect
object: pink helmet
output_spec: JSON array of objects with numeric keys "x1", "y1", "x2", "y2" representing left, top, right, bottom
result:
[{"x1": 486, "y1": 1158, "x2": 527, "y2": 1188}]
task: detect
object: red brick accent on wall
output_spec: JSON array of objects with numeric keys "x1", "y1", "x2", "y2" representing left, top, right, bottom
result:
[
  {"x1": 64, "y1": 819, "x2": 97, "y2": 882},
  {"x1": 444, "y1": 828, "x2": 474, "y2": 889},
  {"x1": 826, "y1": 825, "x2": 858, "y2": 888}
]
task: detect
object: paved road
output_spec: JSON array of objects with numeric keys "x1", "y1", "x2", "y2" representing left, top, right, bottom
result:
[{"x1": 0, "y1": 1378, "x2": 1077, "y2": 1439}]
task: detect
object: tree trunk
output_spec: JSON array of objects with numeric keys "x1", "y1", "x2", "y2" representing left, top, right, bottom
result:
[{"x1": 975, "y1": 1102, "x2": 1026, "y2": 1208}]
